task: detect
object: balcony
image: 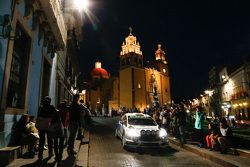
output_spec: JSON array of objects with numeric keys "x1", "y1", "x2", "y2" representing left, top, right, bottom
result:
[
  {"x1": 231, "y1": 91, "x2": 249, "y2": 100},
  {"x1": 39, "y1": 0, "x2": 67, "y2": 48}
]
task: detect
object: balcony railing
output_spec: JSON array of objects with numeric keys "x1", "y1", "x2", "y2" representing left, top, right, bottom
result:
[{"x1": 39, "y1": 0, "x2": 67, "y2": 48}]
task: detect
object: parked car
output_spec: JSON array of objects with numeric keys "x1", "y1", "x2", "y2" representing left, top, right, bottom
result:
[{"x1": 115, "y1": 113, "x2": 168, "y2": 149}]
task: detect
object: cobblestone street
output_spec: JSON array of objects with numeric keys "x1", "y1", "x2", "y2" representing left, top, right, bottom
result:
[{"x1": 88, "y1": 117, "x2": 221, "y2": 167}]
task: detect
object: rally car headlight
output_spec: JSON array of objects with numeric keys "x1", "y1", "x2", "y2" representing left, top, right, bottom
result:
[
  {"x1": 127, "y1": 127, "x2": 140, "y2": 137},
  {"x1": 159, "y1": 128, "x2": 167, "y2": 138}
]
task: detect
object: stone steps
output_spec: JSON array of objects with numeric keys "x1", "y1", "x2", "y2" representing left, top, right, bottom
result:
[{"x1": 0, "y1": 145, "x2": 28, "y2": 166}]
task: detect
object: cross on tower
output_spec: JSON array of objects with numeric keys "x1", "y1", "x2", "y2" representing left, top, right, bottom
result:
[{"x1": 129, "y1": 27, "x2": 133, "y2": 35}]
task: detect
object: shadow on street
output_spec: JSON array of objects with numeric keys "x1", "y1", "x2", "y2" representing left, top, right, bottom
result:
[{"x1": 124, "y1": 146, "x2": 179, "y2": 157}]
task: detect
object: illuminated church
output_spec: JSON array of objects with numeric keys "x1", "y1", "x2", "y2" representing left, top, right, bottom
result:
[
  {"x1": 87, "y1": 28, "x2": 171, "y2": 114},
  {"x1": 111, "y1": 28, "x2": 171, "y2": 112}
]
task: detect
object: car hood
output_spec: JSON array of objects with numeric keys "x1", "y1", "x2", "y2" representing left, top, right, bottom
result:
[{"x1": 128, "y1": 125, "x2": 159, "y2": 131}]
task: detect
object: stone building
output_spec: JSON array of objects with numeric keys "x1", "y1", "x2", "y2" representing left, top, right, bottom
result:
[{"x1": 0, "y1": 0, "x2": 82, "y2": 151}]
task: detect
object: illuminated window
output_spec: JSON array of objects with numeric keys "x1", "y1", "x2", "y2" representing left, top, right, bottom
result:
[
  {"x1": 163, "y1": 69, "x2": 166, "y2": 73},
  {"x1": 138, "y1": 83, "x2": 141, "y2": 89}
]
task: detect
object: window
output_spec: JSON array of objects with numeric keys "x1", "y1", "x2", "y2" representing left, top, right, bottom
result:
[
  {"x1": 126, "y1": 57, "x2": 130, "y2": 65},
  {"x1": 7, "y1": 24, "x2": 31, "y2": 109},
  {"x1": 138, "y1": 59, "x2": 142, "y2": 65},
  {"x1": 134, "y1": 57, "x2": 137, "y2": 64},
  {"x1": 128, "y1": 117, "x2": 157, "y2": 126},
  {"x1": 121, "y1": 59, "x2": 125, "y2": 66},
  {"x1": 138, "y1": 83, "x2": 141, "y2": 89}
]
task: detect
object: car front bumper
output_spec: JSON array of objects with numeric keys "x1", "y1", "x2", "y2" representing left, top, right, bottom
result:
[{"x1": 124, "y1": 138, "x2": 169, "y2": 148}]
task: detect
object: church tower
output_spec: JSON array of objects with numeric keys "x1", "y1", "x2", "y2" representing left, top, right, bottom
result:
[
  {"x1": 119, "y1": 29, "x2": 171, "y2": 111},
  {"x1": 120, "y1": 27, "x2": 143, "y2": 69},
  {"x1": 150, "y1": 44, "x2": 169, "y2": 76}
]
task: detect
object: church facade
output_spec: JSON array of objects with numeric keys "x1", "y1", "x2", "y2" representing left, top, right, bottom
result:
[{"x1": 118, "y1": 29, "x2": 171, "y2": 111}]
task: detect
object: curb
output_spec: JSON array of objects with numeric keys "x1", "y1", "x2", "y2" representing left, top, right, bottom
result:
[
  {"x1": 237, "y1": 149, "x2": 250, "y2": 159},
  {"x1": 76, "y1": 130, "x2": 90, "y2": 167},
  {"x1": 169, "y1": 138, "x2": 238, "y2": 167}
]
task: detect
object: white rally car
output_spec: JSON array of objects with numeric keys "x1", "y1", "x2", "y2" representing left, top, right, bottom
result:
[{"x1": 115, "y1": 113, "x2": 168, "y2": 149}]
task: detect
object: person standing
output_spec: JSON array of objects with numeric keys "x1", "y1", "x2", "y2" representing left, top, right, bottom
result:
[
  {"x1": 195, "y1": 106, "x2": 205, "y2": 148},
  {"x1": 78, "y1": 99, "x2": 86, "y2": 140},
  {"x1": 177, "y1": 104, "x2": 187, "y2": 144},
  {"x1": 161, "y1": 107, "x2": 168, "y2": 130},
  {"x1": 50, "y1": 103, "x2": 66, "y2": 165},
  {"x1": 67, "y1": 94, "x2": 81, "y2": 155},
  {"x1": 37, "y1": 96, "x2": 56, "y2": 161},
  {"x1": 58, "y1": 101, "x2": 69, "y2": 147}
]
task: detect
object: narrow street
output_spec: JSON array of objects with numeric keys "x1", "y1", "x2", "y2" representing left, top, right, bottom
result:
[{"x1": 88, "y1": 117, "x2": 221, "y2": 167}]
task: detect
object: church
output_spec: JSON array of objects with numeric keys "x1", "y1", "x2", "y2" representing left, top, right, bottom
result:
[
  {"x1": 86, "y1": 28, "x2": 171, "y2": 114},
  {"x1": 117, "y1": 28, "x2": 171, "y2": 112}
]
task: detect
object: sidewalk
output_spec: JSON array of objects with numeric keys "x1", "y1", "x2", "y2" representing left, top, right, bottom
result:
[
  {"x1": 168, "y1": 137, "x2": 250, "y2": 167},
  {"x1": 6, "y1": 130, "x2": 90, "y2": 167}
]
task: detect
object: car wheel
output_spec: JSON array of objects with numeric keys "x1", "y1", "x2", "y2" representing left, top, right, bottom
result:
[{"x1": 122, "y1": 134, "x2": 127, "y2": 149}]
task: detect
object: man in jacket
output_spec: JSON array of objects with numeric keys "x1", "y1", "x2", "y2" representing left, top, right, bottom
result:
[{"x1": 67, "y1": 94, "x2": 81, "y2": 155}]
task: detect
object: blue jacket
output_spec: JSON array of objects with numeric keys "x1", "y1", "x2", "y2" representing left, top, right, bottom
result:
[{"x1": 195, "y1": 111, "x2": 205, "y2": 129}]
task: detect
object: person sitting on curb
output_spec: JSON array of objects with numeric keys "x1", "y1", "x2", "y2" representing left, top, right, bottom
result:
[
  {"x1": 15, "y1": 114, "x2": 39, "y2": 156},
  {"x1": 205, "y1": 122, "x2": 220, "y2": 151},
  {"x1": 218, "y1": 117, "x2": 233, "y2": 154}
]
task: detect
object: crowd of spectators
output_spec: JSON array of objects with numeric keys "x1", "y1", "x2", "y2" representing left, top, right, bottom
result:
[
  {"x1": 12, "y1": 95, "x2": 91, "y2": 166},
  {"x1": 117, "y1": 103, "x2": 238, "y2": 154}
]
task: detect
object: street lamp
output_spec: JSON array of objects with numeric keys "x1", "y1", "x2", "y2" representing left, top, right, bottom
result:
[{"x1": 74, "y1": 0, "x2": 89, "y2": 11}]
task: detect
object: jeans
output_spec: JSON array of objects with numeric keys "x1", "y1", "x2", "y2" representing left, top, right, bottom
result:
[
  {"x1": 179, "y1": 125, "x2": 186, "y2": 144},
  {"x1": 67, "y1": 122, "x2": 79, "y2": 152},
  {"x1": 38, "y1": 130, "x2": 53, "y2": 159},
  {"x1": 53, "y1": 136, "x2": 64, "y2": 161},
  {"x1": 196, "y1": 128, "x2": 204, "y2": 147}
]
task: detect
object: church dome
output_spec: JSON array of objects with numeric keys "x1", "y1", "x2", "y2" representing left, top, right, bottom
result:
[{"x1": 91, "y1": 62, "x2": 109, "y2": 79}]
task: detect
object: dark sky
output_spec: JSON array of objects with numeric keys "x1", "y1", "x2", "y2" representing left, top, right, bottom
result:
[{"x1": 79, "y1": 0, "x2": 250, "y2": 101}]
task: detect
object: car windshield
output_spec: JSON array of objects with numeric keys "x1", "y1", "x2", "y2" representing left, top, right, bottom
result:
[{"x1": 128, "y1": 117, "x2": 157, "y2": 126}]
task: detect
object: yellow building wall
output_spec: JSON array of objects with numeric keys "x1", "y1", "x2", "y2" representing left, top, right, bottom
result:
[
  {"x1": 144, "y1": 68, "x2": 171, "y2": 107},
  {"x1": 113, "y1": 77, "x2": 119, "y2": 100},
  {"x1": 119, "y1": 67, "x2": 171, "y2": 109},
  {"x1": 119, "y1": 68, "x2": 133, "y2": 108},
  {"x1": 108, "y1": 100, "x2": 119, "y2": 111},
  {"x1": 161, "y1": 74, "x2": 171, "y2": 104},
  {"x1": 90, "y1": 89, "x2": 101, "y2": 113},
  {"x1": 133, "y1": 68, "x2": 147, "y2": 112}
]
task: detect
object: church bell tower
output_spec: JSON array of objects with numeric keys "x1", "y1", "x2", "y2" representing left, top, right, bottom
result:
[
  {"x1": 120, "y1": 27, "x2": 143, "y2": 69},
  {"x1": 151, "y1": 44, "x2": 169, "y2": 76}
]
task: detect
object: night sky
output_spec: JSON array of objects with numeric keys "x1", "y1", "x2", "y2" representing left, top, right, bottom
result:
[{"x1": 79, "y1": 0, "x2": 250, "y2": 101}]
